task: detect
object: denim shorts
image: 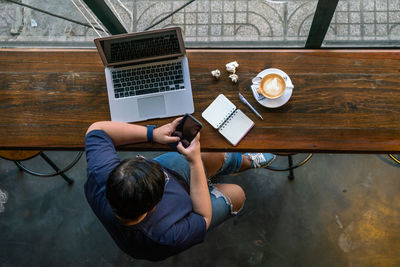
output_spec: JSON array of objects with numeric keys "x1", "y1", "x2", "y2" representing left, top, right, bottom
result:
[{"x1": 153, "y1": 152, "x2": 243, "y2": 231}]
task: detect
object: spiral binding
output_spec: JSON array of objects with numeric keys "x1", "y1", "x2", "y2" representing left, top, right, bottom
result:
[
  {"x1": 219, "y1": 109, "x2": 238, "y2": 130},
  {"x1": 217, "y1": 107, "x2": 236, "y2": 128}
]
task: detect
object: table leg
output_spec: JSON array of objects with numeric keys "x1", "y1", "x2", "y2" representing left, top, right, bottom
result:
[
  {"x1": 39, "y1": 152, "x2": 74, "y2": 184},
  {"x1": 288, "y1": 155, "x2": 295, "y2": 181}
]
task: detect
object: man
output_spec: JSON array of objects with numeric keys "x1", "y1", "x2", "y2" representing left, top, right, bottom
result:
[{"x1": 84, "y1": 117, "x2": 275, "y2": 261}]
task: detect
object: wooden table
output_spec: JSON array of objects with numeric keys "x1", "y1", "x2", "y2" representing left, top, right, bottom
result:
[{"x1": 1, "y1": 48, "x2": 399, "y2": 153}]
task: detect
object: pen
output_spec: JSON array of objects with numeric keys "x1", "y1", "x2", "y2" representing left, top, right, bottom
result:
[{"x1": 238, "y1": 93, "x2": 264, "y2": 120}]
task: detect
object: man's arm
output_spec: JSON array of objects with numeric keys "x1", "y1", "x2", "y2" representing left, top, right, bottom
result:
[
  {"x1": 86, "y1": 119, "x2": 181, "y2": 146},
  {"x1": 177, "y1": 134, "x2": 212, "y2": 229}
]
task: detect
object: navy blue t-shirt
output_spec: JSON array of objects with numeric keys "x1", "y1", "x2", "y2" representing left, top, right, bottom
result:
[{"x1": 84, "y1": 130, "x2": 206, "y2": 261}]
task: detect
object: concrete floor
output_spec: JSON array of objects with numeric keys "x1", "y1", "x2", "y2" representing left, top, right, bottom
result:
[{"x1": 1, "y1": 152, "x2": 399, "y2": 266}]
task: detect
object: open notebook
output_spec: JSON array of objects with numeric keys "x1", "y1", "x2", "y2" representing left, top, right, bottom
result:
[{"x1": 202, "y1": 94, "x2": 254, "y2": 146}]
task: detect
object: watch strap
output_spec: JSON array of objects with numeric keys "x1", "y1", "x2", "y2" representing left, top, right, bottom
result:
[{"x1": 146, "y1": 125, "x2": 156, "y2": 143}]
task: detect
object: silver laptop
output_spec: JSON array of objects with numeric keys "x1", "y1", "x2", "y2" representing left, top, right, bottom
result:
[{"x1": 94, "y1": 27, "x2": 194, "y2": 122}]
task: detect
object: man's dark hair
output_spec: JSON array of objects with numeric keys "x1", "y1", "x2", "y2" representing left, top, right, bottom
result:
[{"x1": 106, "y1": 157, "x2": 165, "y2": 221}]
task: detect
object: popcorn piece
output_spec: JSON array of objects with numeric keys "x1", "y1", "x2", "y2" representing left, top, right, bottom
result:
[
  {"x1": 227, "y1": 61, "x2": 239, "y2": 68},
  {"x1": 226, "y1": 61, "x2": 239, "y2": 73},
  {"x1": 229, "y1": 73, "x2": 239, "y2": 83},
  {"x1": 211, "y1": 69, "x2": 221, "y2": 79},
  {"x1": 226, "y1": 65, "x2": 236, "y2": 73}
]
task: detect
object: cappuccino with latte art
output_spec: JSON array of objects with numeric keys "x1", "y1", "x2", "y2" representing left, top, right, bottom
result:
[{"x1": 257, "y1": 73, "x2": 286, "y2": 99}]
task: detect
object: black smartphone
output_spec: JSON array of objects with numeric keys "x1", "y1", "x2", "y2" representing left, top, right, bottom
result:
[{"x1": 169, "y1": 114, "x2": 203, "y2": 150}]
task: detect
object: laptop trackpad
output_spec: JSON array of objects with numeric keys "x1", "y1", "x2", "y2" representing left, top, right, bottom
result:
[{"x1": 137, "y1": 95, "x2": 166, "y2": 118}]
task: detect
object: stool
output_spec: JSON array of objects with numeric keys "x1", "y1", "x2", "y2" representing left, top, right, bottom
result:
[
  {"x1": 388, "y1": 154, "x2": 400, "y2": 165},
  {"x1": 265, "y1": 153, "x2": 313, "y2": 181},
  {"x1": 0, "y1": 150, "x2": 83, "y2": 184}
]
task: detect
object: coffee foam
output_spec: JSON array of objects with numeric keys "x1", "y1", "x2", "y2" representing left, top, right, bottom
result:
[
  {"x1": 259, "y1": 74, "x2": 286, "y2": 99},
  {"x1": 265, "y1": 78, "x2": 281, "y2": 96}
]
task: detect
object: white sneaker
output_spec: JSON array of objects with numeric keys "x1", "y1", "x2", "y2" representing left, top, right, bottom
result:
[{"x1": 244, "y1": 153, "x2": 276, "y2": 168}]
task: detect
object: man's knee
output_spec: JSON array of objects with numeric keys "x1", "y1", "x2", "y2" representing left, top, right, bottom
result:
[
  {"x1": 214, "y1": 184, "x2": 245, "y2": 213},
  {"x1": 230, "y1": 184, "x2": 245, "y2": 213}
]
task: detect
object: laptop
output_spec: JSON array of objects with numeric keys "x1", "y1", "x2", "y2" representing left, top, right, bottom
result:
[{"x1": 94, "y1": 27, "x2": 194, "y2": 122}]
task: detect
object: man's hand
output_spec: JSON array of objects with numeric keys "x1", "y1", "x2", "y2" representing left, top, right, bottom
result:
[
  {"x1": 153, "y1": 117, "x2": 182, "y2": 145},
  {"x1": 177, "y1": 133, "x2": 201, "y2": 164}
]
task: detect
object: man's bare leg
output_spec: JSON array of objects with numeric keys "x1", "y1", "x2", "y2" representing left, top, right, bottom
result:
[
  {"x1": 201, "y1": 152, "x2": 251, "y2": 179},
  {"x1": 201, "y1": 152, "x2": 251, "y2": 212},
  {"x1": 200, "y1": 152, "x2": 275, "y2": 213}
]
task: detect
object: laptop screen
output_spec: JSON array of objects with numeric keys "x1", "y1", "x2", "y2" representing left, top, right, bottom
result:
[{"x1": 96, "y1": 28, "x2": 185, "y2": 67}]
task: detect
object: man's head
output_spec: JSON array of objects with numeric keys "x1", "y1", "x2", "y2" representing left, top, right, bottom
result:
[{"x1": 106, "y1": 157, "x2": 165, "y2": 221}]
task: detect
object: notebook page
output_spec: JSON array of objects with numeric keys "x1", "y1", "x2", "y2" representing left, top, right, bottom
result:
[
  {"x1": 202, "y1": 94, "x2": 236, "y2": 129},
  {"x1": 218, "y1": 109, "x2": 254, "y2": 146}
]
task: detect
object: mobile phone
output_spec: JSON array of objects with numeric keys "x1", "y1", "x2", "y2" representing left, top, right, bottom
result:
[{"x1": 169, "y1": 114, "x2": 203, "y2": 150}]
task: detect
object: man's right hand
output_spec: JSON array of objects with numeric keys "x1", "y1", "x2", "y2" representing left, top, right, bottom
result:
[
  {"x1": 177, "y1": 133, "x2": 201, "y2": 164},
  {"x1": 153, "y1": 117, "x2": 182, "y2": 145}
]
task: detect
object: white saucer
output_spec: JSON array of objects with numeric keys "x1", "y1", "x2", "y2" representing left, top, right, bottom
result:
[{"x1": 251, "y1": 68, "x2": 294, "y2": 108}]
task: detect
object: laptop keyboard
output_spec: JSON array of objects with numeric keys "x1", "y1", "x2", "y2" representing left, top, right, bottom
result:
[{"x1": 112, "y1": 61, "x2": 184, "y2": 99}]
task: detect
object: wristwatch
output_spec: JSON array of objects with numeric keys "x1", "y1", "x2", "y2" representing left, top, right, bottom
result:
[{"x1": 146, "y1": 125, "x2": 156, "y2": 143}]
